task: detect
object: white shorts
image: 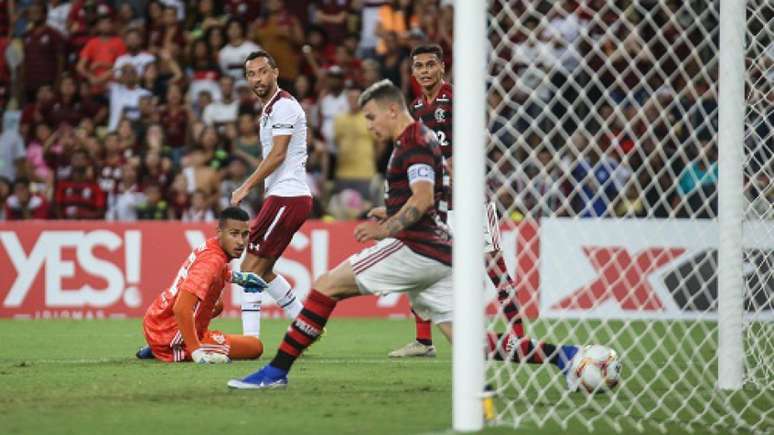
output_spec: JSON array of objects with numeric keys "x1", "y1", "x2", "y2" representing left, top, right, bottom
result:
[
  {"x1": 447, "y1": 202, "x2": 501, "y2": 253},
  {"x1": 349, "y1": 238, "x2": 453, "y2": 324}
]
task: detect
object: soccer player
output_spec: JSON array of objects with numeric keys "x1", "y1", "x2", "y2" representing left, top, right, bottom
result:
[
  {"x1": 229, "y1": 50, "x2": 312, "y2": 339},
  {"x1": 390, "y1": 44, "x2": 579, "y2": 374},
  {"x1": 227, "y1": 80, "x2": 455, "y2": 389},
  {"x1": 141, "y1": 207, "x2": 266, "y2": 363}
]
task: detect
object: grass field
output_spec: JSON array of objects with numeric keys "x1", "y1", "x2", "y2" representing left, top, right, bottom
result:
[{"x1": 0, "y1": 318, "x2": 771, "y2": 435}]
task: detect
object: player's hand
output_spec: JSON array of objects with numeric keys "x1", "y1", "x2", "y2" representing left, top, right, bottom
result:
[
  {"x1": 231, "y1": 185, "x2": 249, "y2": 206},
  {"x1": 191, "y1": 348, "x2": 231, "y2": 364},
  {"x1": 366, "y1": 206, "x2": 387, "y2": 221},
  {"x1": 354, "y1": 221, "x2": 388, "y2": 243},
  {"x1": 231, "y1": 271, "x2": 268, "y2": 293}
]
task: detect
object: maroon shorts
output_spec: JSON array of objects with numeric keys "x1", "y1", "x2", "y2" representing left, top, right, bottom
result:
[{"x1": 248, "y1": 195, "x2": 312, "y2": 258}]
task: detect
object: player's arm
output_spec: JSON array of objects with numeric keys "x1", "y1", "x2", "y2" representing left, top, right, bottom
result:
[
  {"x1": 231, "y1": 134, "x2": 290, "y2": 205},
  {"x1": 172, "y1": 289, "x2": 203, "y2": 351},
  {"x1": 381, "y1": 180, "x2": 434, "y2": 236}
]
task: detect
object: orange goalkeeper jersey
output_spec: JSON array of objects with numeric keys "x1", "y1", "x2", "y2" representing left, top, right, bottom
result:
[{"x1": 143, "y1": 237, "x2": 231, "y2": 350}]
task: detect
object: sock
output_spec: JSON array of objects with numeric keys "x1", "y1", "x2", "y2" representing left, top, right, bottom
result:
[
  {"x1": 241, "y1": 290, "x2": 262, "y2": 337},
  {"x1": 486, "y1": 251, "x2": 525, "y2": 338},
  {"x1": 486, "y1": 332, "x2": 576, "y2": 370},
  {"x1": 270, "y1": 289, "x2": 337, "y2": 371},
  {"x1": 266, "y1": 275, "x2": 303, "y2": 319},
  {"x1": 412, "y1": 309, "x2": 433, "y2": 346}
]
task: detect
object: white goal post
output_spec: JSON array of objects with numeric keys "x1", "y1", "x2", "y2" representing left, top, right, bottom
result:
[{"x1": 453, "y1": 0, "x2": 773, "y2": 433}]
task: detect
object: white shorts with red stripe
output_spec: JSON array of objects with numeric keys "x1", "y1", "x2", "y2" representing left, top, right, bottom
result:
[
  {"x1": 446, "y1": 201, "x2": 501, "y2": 253},
  {"x1": 348, "y1": 238, "x2": 452, "y2": 324}
]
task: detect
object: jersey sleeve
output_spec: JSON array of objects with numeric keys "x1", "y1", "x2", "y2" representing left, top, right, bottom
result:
[
  {"x1": 270, "y1": 100, "x2": 300, "y2": 136},
  {"x1": 178, "y1": 252, "x2": 221, "y2": 301}
]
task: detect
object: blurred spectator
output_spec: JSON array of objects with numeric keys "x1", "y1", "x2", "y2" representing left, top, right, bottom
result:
[
  {"x1": 232, "y1": 112, "x2": 261, "y2": 170},
  {"x1": 315, "y1": 0, "x2": 351, "y2": 44},
  {"x1": 332, "y1": 87, "x2": 376, "y2": 201},
  {"x1": 107, "y1": 64, "x2": 152, "y2": 131},
  {"x1": 675, "y1": 139, "x2": 718, "y2": 219},
  {"x1": 47, "y1": 0, "x2": 72, "y2": 37},
  {"x1": 203, "y1": 75, "x2": 238, "y2": 127},
  {"x1": 25, "y1": 123, "x2": 54, "y2": 186},
  {"x1": 97, "y1": 132, "x2": 125, "y2": 196},
  {"x1": 219, "y1": 157, "x2": 258, "y2": 216},
  {"x1": 250, "y1": 0, "x2": 304, "y2": 90},
  {"x1": 114, "y1": 28, "x2": 156, "y2": 78},
  {"x1": 613, "y1": 180, "x2": 646, "y2": 218},
  {"x1": 218, "y1": 18, "x2": 261, "y2": 81},
  {"x1": 105, "y1": 164, "x2": 145, "y2": 221},
  {"x1": 186, "y1": 38, "x2": 221, "y2": 103},
  {"x1": 181, "y1": 189, "x2": 216, "y2": 222},
  {"x1": 22, "y1": 1, "x2": 66, "y2": 103},
  {"x1": 0, "y1": 117, "x2": 25, "y2": 181},
  {"x1": 0, "y1": 176, "x2": 12, "y2": 220},
  {"x1": 180, "y1": 146, "x2": 219, "y2": 202},
  {"x1": 375, "y1": 0, "x2": 414, "y2": 56},
  {"x1": 568, "y1": 130, "x2": 629, "y2": 217},
  {"x1": 140, "y1": 147, "x2": 174, "y2": 191},
  {"x1": 53, "y1": 148, "x2": 106, "y2": 219},
  {"x1": 377, "y1": 31, "x2": 409, "y2": 89},
  {"x1": 49, "y1": 75, "x2": 86, "y2": 128},
  {"x1": 318, "y1": 66, "x2": 349, "y2": 167},
  {"x1": 135, "y1": 181, "x2": 173, "y2": 219},
  {"x1": 20, "y1": 84, "x2": 55, "y2": 140},
  {"x1": 6, "y1": 177, "x2": 49, "y2": 219},
  {"x1": 67, "y1": 1, "x2": 113, "y2": 56},
  {"x1": 186, "y1": 0, "x2": 226, "y2": 42},
  {"x1": 76, "y1": 12, "x2": 127, "y2": 95},
  {"x1": 159, "y1": 83, "x2": 190, "y2": 161}
]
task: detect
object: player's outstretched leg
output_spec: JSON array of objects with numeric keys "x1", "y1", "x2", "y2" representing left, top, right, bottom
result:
[
  {"x1": 388, "y1": 309, "x2": 436, "y2": 358},
  {"x1": 228, "y1": 260, "x2": 358, "y2": 390},
  {"x1": 486, "y1": 250, "x2": 526, "y2": 338},
  {"x1": 486, "y1": 332, "x2": 580, "y2": 387}
]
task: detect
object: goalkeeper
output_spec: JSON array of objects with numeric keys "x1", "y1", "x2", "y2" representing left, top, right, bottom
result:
[{"x1": 139, "y1": 207, "x2": 267, "y2": 363}]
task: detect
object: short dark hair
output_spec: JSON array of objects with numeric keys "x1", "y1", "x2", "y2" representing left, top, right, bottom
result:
[
  {"x1": 244, "y1": 50, "x2": 277, "y2": 73},
  {"x1": 358, "y1": 79, "x2": 406, "y2": 109},
  {"x1": 410, "y1": 44, "x2": 444, "y2": 62},
  {"x1": 219, "y1": 206, "x2": 250, "y2": 227}
]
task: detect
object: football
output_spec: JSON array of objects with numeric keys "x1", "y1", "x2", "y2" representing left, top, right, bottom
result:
[{"x1": 570, "y1": 345, "x2": 621, "y2": 393}]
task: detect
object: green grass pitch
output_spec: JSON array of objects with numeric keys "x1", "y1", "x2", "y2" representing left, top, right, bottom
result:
[{"x1": 0, "y1": 318, "x2": 770, "y2": 434}]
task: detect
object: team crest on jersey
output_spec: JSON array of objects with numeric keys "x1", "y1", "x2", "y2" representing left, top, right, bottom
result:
[{"x1": 434, "y1": 107, "x2": 447, "y2": 123}]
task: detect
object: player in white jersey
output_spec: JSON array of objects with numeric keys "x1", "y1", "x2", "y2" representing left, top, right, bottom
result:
[{"x1": 230, "y1": 50, "x2": 312, "y2": 339}]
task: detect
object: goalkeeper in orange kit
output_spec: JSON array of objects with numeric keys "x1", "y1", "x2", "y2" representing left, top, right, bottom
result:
[{"x1": 137, "y1": 207, "x2": 267, "y2": 363}]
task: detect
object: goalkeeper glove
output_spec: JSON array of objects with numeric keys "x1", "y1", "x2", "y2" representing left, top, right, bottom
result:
[
  {"x1": 191, "y1": 348, "x2": 231, "y2": 364},
  {"x1": 231, "y1": 271, "x2": 268, "y2": 293}
]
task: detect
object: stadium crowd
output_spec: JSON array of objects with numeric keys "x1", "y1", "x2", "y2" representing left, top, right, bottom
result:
[{"x1": 0, "y1": 0, "x2": 770, "y2": 222}]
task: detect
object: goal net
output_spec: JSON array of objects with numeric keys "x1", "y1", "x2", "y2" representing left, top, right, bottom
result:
[{"x1": 480, "y1": 0, "x2": 773, "y2": 433}]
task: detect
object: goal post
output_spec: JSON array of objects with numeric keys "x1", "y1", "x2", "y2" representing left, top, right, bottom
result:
[
  {"x1": 453, "y1": 0, "x2": 774, "y2": 432},
  {"x1": 717, "y1": 0, "x2": 745, "y2": 391},
  {"x1": 452, "y1": 0, "x2": 486, "y2": 431}
]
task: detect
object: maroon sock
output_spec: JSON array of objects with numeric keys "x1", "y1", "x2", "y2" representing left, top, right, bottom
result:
[
  {"x1": 271, "y1": 289, "x2": 337, "y2": 371},
  {"x1": 485, "y1": 332, "x2": 558, "y2": 365},
  {"x1": 412, "y1": 309, "x2": 433, "y2": 346}
]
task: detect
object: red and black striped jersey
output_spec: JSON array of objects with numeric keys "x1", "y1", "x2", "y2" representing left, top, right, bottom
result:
[
  {"x1": 409, "y1": 82, "x2": 453, "y2": 160},
  {"x1": 385, "y1": 121, "x2": 451, "y2": 265},
  {"x1": 409, "y1": 82, "x2": 453, "y2": 211}
]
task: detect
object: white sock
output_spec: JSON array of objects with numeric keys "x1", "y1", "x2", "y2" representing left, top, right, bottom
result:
[
  {"x1": 241, "y1": 291, "x2": 262, "y2": 337},
  {"x1": 266, "y1": 275, "x2": 303, "y2": 319}
]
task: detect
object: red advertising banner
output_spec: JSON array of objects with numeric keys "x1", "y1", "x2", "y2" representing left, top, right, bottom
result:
[{"x1": 0, "y1": 220, "x2": 537, "y2": 319}]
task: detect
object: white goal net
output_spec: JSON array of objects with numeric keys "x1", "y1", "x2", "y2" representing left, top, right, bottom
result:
[{"x1": 481, "y1": 0, "x2": 773, "y2": 433}]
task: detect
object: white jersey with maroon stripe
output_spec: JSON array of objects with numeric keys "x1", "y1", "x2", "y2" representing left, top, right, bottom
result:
[{"x1": 259, "y1": 88, "x2": 311, "y2": 198}]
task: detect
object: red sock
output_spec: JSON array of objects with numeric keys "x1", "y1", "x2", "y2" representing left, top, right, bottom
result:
[
  {"x1": 412, "y1": 309, "x2": 433, "y2": 345},
  {"x1": 486, "y1": 252, "x2": 525, "y2": 338},
  {"x1": 271, "y1": 289, "x2": 337, "y2": 370}
]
